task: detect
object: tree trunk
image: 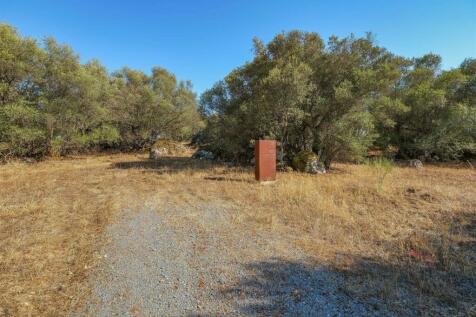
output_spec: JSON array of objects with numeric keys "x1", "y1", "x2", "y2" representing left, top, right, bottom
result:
[
  {"x1": 324, "y1": 156, "x2": 332, "y2": 170},
  {"x1": 303, "y1": 125, "x2": 314, "y2": 151}
]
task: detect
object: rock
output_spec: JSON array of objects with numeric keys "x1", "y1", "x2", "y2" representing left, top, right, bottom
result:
[
  {"x1": 409, "y1": 159, "x2": 423, "y2": 169},
  {"x1": 150, "y1": 139, "x2": 187, "y2": 157},
  {"x1": 191, "y1": 150, "x2": 215, "y2": 160},
  {"x1": 292, "y1": 150, "x2": 326, "y2": 174},
  {"x1": 149, "y1": 148, "x2": 168, "y2": 160}
]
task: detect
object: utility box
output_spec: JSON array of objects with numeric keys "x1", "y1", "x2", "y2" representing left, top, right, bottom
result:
[{"x1": 255, "y1": 140, "x2": 276, "y2": 182}]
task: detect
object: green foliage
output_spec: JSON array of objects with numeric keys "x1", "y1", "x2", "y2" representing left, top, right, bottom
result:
[
  {"x1": 393, "y1": 56, "x2": 476, "y2": 160},
  {"x1": 199, "y1": 31, "x2": 407, "y2": 167},
  {"x1": 291, "y1": 150, "x2": 318, "y2": 172},
  {"x1": 0, "y1": 101, "x2": 48, "y2": 157},
  {"x1": 366, "y1": 157, "x2": 394, "y2": 192},
  {"x1": 318, "y1": 109, "x2": 377, "y2": 167},
  {"x1": 109, "y1": 67, "x2": 202, "y2": 150},
  {"x1": 0, "y1": 23, "x2": 201, "y2": 158},
  {"x1": 1, "y1": 23, "x2": 474, "y2": 163},
  {"x1": 199, "y1": 31, "x2": 475, "y2": 166}
]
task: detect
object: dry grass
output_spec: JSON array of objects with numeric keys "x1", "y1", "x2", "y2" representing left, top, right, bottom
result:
[
  {"x1": 1, "y1": 152, "x2": 475, "y2": 315},
  {"x1": 0, "y1": 154, "x2": 164, "y2": 316}
]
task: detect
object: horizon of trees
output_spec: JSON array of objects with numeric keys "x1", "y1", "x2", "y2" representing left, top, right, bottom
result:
[
  {"x1": 0, "y1": 23, "x2": 202, "y2": 159},
  {"x1": 198, "y1": 31, "x2": 476, "y2": 168},
  {"x1": 1, "y1": 24, "x2": 475, "y2": 167}
]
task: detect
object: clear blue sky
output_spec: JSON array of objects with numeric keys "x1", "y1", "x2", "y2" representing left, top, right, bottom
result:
[{"x1": 1, "y1": 0, "x2": 475, "y2": 95}]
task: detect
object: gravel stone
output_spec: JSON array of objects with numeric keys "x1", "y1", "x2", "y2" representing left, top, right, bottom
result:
[{"x1": 76, "y1": 202, "x2": 405, "y2": 316}]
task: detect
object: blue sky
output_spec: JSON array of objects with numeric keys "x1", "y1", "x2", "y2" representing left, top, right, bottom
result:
[{"x1": 1, "y1": 0, "x2": 475, "y2": 95}]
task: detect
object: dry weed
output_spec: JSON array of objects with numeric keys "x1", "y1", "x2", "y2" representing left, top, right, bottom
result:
[{"x1": 1, "y1": 153, "x2": 475, "y2": 315}]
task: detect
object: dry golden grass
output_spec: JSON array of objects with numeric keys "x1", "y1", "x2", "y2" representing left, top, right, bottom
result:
[
  {"x1": 1, "y1": 152, "x2": 475, "y2": 315},
  {"x1": 0, "y1": 154, "x2": 165, "y2": 316}
]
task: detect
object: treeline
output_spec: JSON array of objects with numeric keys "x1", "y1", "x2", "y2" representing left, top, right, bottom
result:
[
  {"x1": 0, "y1": 24, "x2": 202, "y2": 159},
  {"x1": 198, "y1": 31, "x2": 476, "y2": 167},
  {"x1": 2, "y1": 25, "x2": 475, "y2": 165}
]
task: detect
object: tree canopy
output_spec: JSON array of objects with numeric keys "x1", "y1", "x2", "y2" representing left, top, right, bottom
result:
[
  {"x1": 198, "y1": 31, "x2": 476, "y2": 167},
  {"x1": 1, "y1": 24, "x2": 475, "y2": 165},
  {"x1": 0, "y1": 24, "x2": 202, "y2": 158}
]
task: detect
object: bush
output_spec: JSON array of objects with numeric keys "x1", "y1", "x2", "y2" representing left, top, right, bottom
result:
[
  {"x1": 0, "y1": 102, "x2": 48, "y2": 158},
  {"x1": 366, "y1": 157, "x2": 394, "y2": 191},
  {"x1": 292, "y1": 151, "x2": 318, "y2": 171},
  {"x1": 0, "y1": 23, "x2": 201, "y2": 159}
]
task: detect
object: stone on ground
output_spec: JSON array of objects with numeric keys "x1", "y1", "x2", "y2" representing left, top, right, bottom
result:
[
  {"x1": 149, "y1": 139, "x2": 187, "y2": 160},
  {"x1": 409, "y1": 159, "x2": 423, "y2": 168}
]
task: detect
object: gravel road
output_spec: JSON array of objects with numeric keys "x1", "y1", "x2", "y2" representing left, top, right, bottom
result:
[{"x1": 76, "y1": 201, "x2": 398, "y2": 316}]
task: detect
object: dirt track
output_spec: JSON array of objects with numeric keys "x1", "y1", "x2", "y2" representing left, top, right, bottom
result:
[{"x1": 77, "y1": 199, "x2": 395, "y2": 317}]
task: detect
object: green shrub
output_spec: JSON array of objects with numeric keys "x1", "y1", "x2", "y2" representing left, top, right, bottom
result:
[
  {"x1": 366, "y1": 157, "x2": 394, "y2": 191},
  {"x1": 0, "y1": 102, "x2": 48, "y2": 157},
  {"x1": 292, "y1": 151, "x2": 318, "y2": 172}
]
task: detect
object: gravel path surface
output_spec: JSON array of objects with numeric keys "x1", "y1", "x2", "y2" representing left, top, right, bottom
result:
[{"x1": 77, "y1": 201, "x2": 397, "y2": 316}]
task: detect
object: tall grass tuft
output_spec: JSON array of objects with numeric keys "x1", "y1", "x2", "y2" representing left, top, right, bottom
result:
[{"x1": 366, "y1": 157, "x2": 394, "y2": 192}]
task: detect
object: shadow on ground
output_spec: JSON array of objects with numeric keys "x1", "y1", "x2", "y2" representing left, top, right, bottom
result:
[
  {"x1": 112, "y1": 157, "x2": 256, "y2": 183},
  {"x1": 203, "y1": 175, "x2": 254, "y2": 183},
  {"x1": 112, "y1": 156, "x2": 475, "y2": 316},
  {"x1": 190, "y1": 254, "x2": 474, "y2": 316},
  {"x1": 112, "y1": 157, "x2": 218, "y2": 174},
  {"x1": 187, "y1": 257, "x2": 391, "y2": 317},
  {"x1": 217, "y1": 258, "x2": 379, "y2": 316},
  {"x1": 189, "y1": 211, "x2": 476, "y2": 316}
]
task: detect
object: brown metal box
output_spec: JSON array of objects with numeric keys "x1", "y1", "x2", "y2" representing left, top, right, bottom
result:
[{"x1": 255, "y1": 140, "x2": 276, "y2": 181}]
